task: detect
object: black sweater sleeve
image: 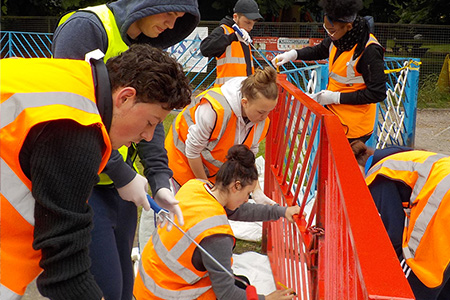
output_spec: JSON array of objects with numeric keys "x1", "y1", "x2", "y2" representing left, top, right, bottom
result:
[
  {"x1": 295, "y1": 38, "x2": 331, "y2": 61},
  {"x1": 340, "y1": 44, "x2": 387, "y2": 105},
  {"x1": 200, "y1": 25, "x2": 238, "y2": 58},
  {"x1": 21, "y1": 120, "x2": 105, "y2": 300},
  {"x1": 196, "y1": 235, "x2": 265, "y2": 300},
  {"x1": 138, "y1": 123, "x2": 173, "y2": 194}
]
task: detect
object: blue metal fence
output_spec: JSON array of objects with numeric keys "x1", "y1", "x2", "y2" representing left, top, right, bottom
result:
[{"x1": 1, "y1": 31, "x2": 420, "y2": 148}]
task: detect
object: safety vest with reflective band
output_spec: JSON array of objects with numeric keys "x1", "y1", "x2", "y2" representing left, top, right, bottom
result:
[
  {"x1": 134, "y1": 179, "x2": 235, "y2": 300},
  {"x1": 366, "y1": 151, "x2": 450, "y2": 288},
  {"x1": 0, "y1": 58, "x2": 112, "y2": 298},
  {"x1": 58, "y1": 4, "x2": 137, "y2": 185},
  {"x1": 326, "y1": 34, "x2": 381, "y2": 139},
  {"x1": 165, "y1": 88, "x2": 269, "y2": 186},
  {"x1": 214, "y1": 24, "x2": 254, "y2": 87}
]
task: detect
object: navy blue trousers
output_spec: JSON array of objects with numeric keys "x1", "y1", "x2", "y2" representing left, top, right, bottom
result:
[{"x1": 88, "y1": 186, "x2": 137, "y2": 300}]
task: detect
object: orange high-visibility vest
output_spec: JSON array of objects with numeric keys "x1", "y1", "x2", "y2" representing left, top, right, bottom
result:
[
  {"x1": 134, "y1": 179, "x2": 235, "y2": 299},
  {"x1": 327, "y1": 34, "x2": 381, "y2": 139},
  {"x1": 214, "y1": 24, "x2": 254, "y2": 87},
  {"x1": 366, "y1": 150, "x2": 450, "y2": 288},
  {"x1": 0, "y1": 58, "x2": 111, "y2": 298},
  {"x1": 165, "y1": 88, "x2": 269, "y2": 186}
]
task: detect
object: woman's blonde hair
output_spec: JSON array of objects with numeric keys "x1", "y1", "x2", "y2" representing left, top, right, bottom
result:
[{"x1": 241, "y1": 67, "x2": 278, "y2": 101}]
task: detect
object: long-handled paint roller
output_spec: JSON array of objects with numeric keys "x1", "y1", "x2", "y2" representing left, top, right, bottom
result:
[{"x1": 146, "y1": 194, "x2": 259, "y2": 300}]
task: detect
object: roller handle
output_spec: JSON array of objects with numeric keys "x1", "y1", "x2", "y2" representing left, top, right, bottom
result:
[
  {"x1": 146, "y1": 194, "x2": 169, "y2": 215},
  {"x1": 232, "y1": 24, "x2": 252, "y2": 43},
  {"x1": 246, "y1": 285, "x2": 258, "y2": 300}
]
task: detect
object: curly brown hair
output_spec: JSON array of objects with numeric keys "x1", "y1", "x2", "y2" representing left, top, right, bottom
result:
[{"x1": 106, "y1": 44, "x2": 192, "y2": 110}]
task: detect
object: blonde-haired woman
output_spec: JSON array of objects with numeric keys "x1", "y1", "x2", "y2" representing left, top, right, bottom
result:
[{"x1": 165, "y1": 67, "x2": 278, "y2": 203}]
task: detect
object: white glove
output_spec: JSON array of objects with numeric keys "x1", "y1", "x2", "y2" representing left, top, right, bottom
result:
[
  {"x1": 316, "y1": 90, "x2": 341, "y2": 105},
  {"x1": 235, "y1": 27, "x2": 252, "y2": 45},
  {"x1": 306, "y1": 92, "x2": 321, "y2": 102},
  {"x1": 154, "y1": 187, "x2": 184, "y2": 232},
  {"x1": 271, "y1": 49, "x2": 298, "y2": 67},
  {"x1": 117, "y1": 173, "x2": 150, "y2": 211},
  {"x1": 252, "y1": 188, "x2": 277, "y2": 205}
]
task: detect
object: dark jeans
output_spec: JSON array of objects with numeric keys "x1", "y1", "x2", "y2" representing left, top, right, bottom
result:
[{"x1": 89, "y1": 186, "x2": 138, "y2": 300}]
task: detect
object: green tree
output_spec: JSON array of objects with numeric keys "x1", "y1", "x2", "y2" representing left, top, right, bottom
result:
[{"x1": 389, "y1": 0, "x2": 450, "y2": 24}]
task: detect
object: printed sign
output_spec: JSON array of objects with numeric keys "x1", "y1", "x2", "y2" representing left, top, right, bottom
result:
[
  {"x1": 253, "y1": 37, "x2": 323, "y2": 61},
  {"x1": 166, "y1": 27, "x2": 208, "y2": 73}
]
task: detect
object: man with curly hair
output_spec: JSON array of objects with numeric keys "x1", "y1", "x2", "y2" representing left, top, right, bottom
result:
[
  {"x1": 0, "y1": 44, "x2": 191, "y2": 300},
  {"x1": 273, "y1": 0, "x2": 386, "y2": 143}
]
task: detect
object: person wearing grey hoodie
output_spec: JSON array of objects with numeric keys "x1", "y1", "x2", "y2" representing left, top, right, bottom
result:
[{"x1": 52, "y1": 1, "x2": 199, "y2": 299}]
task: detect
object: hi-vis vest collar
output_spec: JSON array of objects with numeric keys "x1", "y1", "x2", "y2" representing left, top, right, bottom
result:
[
  {"x1": 366, "y1": 151, "x2": 450, "y2": 288},
  {"x1": 0, "y1": 57, "x2": 111, "y2": 298},
  {"x1": 214, "y1": 24, "x2": 253, "y2": 87}
]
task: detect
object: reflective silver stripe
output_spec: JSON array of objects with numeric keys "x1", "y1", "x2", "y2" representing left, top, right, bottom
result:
[
  {"x1": 405, "y1": 172, "x2": 450, "y2": 259},
  {"x1": 141, "y1": 215, "x2": 229, "y2": 299},
  {"x1": 367, "y1": 154, "x2": 446, "y2": 200},
  {"x1": 152, "y1": 215, "x2": 229, "y2": 284},
  {"x1": 221, "y1": 25, "x2": 231, "y2": 35},
  {"x1": 252, "y1": 122, "x2": 267, "y2": 145},
  {"x1": 171, "y1": 215, "x2": 230, "y2": 257},
  {"x1": 410, "y1": 154, "x2": 447, "y2": 200},
  {"x1": 172, "y1": 91, "x2": 232, "y2": 171},
  {"x1": 138, "y1": 259, "x2": 211, "y2": 300},
  {"x1": 215, "y1": 76, "x2": 232, "y2": 85},
  {"x1": 329, "y1": 68, "x2": 365, "y2": 84},
  {"x1": 366, "y1": 153, "x2": 445, "y2": 182},
  {"x1": 201, "y1": 150, "x2": 223, "y2": 169},
  {"x1": 152, "y1": 232, "x2": 200, "y2": 284},
  {"x1": 0, "y1": 284, "x2": 22, "y2": 300},
  {"x1": 1, "y1": 92, "x2": 99, "y2": 129},
  {"x1": 217, "y1": 56, "x2": 247, "y2": 66},
  {"x1": 1, "y1": 158, "x2": 35, "y2": 226}
]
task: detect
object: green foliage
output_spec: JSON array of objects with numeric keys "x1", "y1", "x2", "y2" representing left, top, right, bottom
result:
[
  {"x1": 257, "y1": 0, "x2": 295, "y2": 18},
  {"x1": 389, "y1": 0, "x2": 450, "y2": 24},
  {"x1": 417, "y1": 73, "x2": 450, "y2": 108},
  {"x1": 1, "y1": 0, "x2": 7, "y2": 15}
]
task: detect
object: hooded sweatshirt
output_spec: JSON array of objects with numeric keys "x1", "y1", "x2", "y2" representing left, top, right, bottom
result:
[
  {"x1": 52, "y1": 0, "x2": 200, "y2": 192},
  {"x1": 185, "y1": 77, "x2": 261, "y2": 160}
]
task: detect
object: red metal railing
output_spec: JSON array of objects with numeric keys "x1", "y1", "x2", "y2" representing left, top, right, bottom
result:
[{"x1": 264, "y1": 74, "x2": 415, "y2": 299}]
